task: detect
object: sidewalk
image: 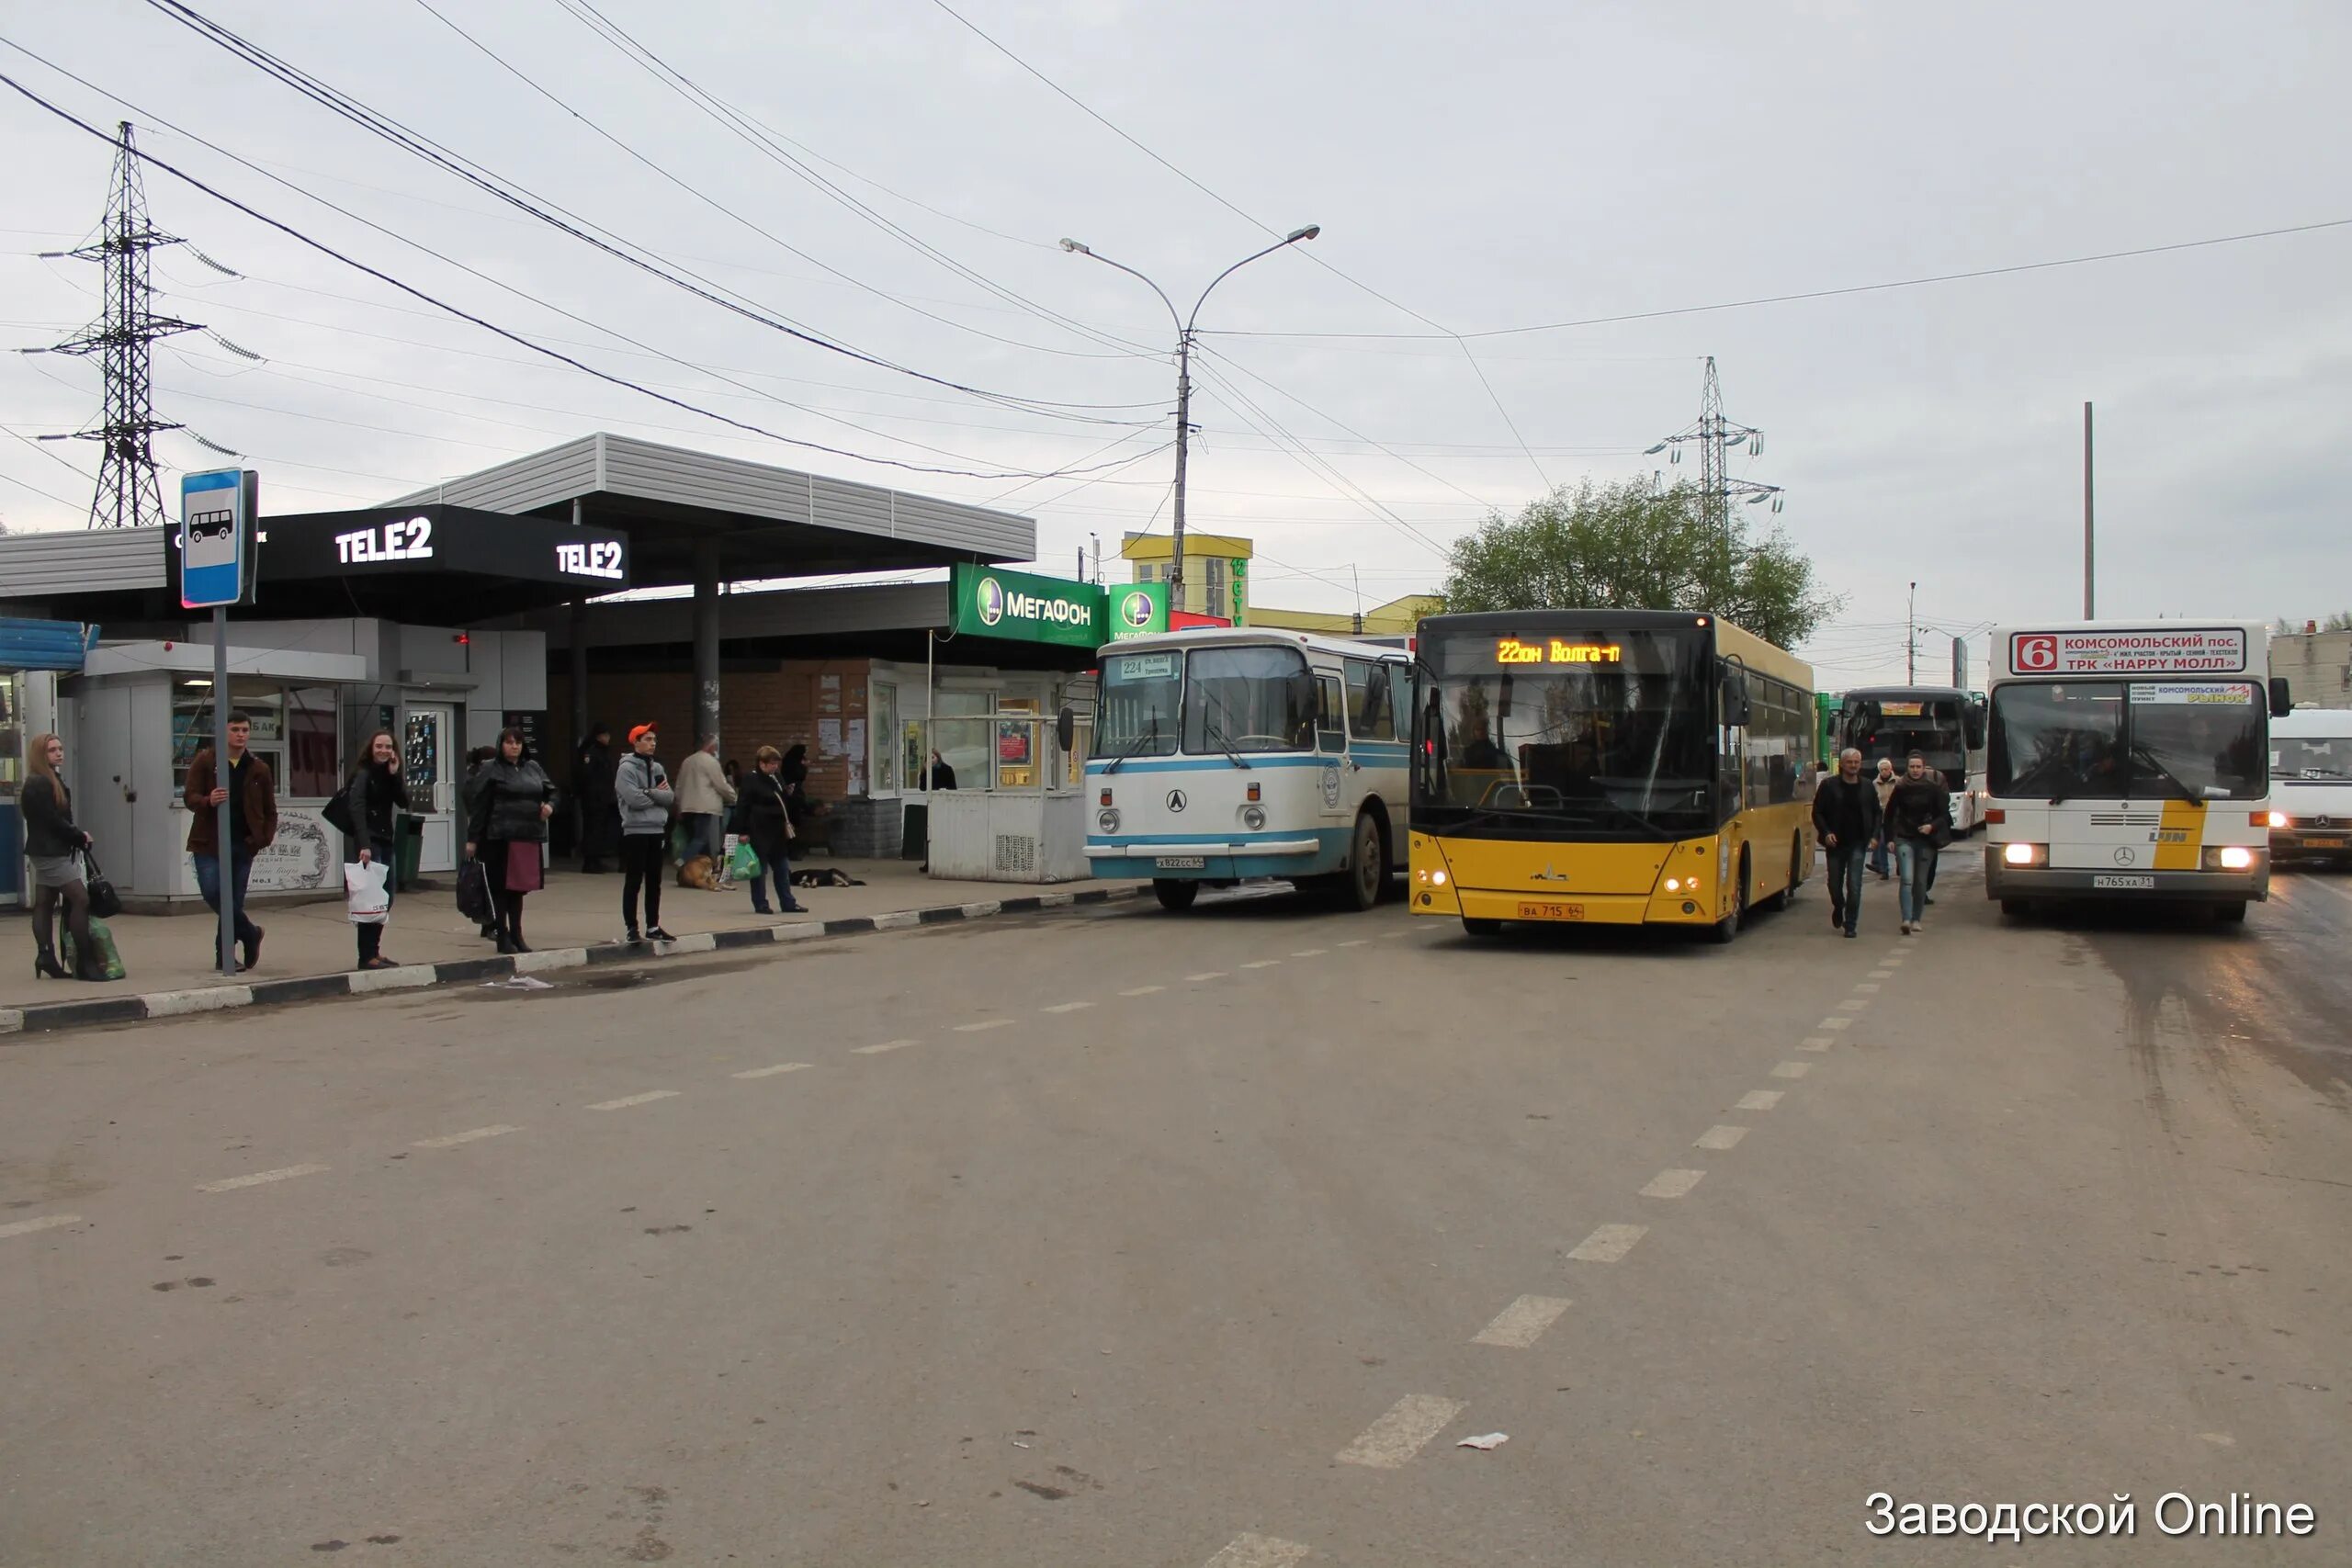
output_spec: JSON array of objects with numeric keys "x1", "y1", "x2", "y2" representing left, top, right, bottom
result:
[{"x1": 2, "y1": 860, "x2": 1134, "y2": 1036}]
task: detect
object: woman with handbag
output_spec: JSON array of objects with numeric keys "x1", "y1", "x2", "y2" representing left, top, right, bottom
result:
[
  {"x1": 342, "y1": 729, "x2": 403, "y2": 971},
  {"x1": 740, "y1": 745, "x2": 807, "y2": 916},
  {"x1": 22, "y1": 732, "x2": 110, "y2": 982},
  {"x1": 466, "y1": 728, "x2": 556, "y2": 954}
]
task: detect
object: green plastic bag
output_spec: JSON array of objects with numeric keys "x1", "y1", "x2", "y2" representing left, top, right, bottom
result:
[
  {"x1": 61, "y1": 917, "x2": 128, "y2": 982},
  {"x1": 728, "y1": 839, "x2": 763, "y2": 881}
]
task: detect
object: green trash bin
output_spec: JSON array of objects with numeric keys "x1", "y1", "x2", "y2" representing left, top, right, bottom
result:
[{"x1": 393, "y1": 812, "x2": 426, "y2": 892}]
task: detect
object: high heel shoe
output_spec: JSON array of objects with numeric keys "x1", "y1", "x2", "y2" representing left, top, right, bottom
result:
[{"x1": 33, "y1": 948, "x2": 67, "y2": 980}]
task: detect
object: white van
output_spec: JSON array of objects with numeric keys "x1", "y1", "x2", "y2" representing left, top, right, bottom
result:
[{"x1": 2267, "y1": 708, "x2": 2352, "y2": 864}]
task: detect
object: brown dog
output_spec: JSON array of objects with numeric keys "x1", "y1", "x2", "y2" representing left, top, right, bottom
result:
[{"x1": 675, "y1": 852, "x2": 721, "y2": 890}]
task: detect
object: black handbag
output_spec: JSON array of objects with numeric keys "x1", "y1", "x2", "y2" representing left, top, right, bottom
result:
[
  {"x1": 322, "y1": 776, "x2": 358, "y2": 836},
  {"x1": 81, "y1": 848, "x2": 122, "y2": 920},
  {"x1": 456, "y1": 859, "x2": 493, "y2": 925}
]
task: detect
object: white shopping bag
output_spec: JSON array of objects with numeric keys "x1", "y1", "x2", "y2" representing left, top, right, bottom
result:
[{"x1": 344, "y1": 860, "x2": 391, "y2": 924}]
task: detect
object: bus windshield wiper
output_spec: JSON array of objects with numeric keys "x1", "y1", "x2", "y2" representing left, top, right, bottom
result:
[
  {"x1": 2129, "y1": 744, "x2": 2203, "y2": 803},
  {"x1": 1103, "y1": 716, "x2": 1160, "y2": 774},
  {"x1": 1199, "y1": 697, "x2": 1251, "y2": 769}
]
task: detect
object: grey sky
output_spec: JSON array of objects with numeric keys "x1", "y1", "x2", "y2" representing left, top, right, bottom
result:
[{"x1": 4, "y1": 0, "x2": 2347, "y2": 687}]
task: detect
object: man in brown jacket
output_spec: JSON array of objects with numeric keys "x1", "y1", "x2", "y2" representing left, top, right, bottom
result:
[{"x1": 185, "y1": 709, "x2": 278, "y2": 970}]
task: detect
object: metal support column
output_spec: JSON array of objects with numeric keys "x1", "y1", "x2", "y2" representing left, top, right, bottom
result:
[{"x1": 692, "y1": 536, "x2": 722, "y2": 748}]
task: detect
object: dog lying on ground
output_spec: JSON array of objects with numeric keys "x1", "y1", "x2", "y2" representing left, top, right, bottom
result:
[
  {"x1": 791, "y1": 866, "x2": 865, "y2": 887},
  {"x1": 675, "y1": 853, "x2": 722, "y2": 890}
]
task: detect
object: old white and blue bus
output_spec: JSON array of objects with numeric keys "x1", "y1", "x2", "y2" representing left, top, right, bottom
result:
[{"x1": 1083, "y1": 627, "x2": 1412, "y2": 911}]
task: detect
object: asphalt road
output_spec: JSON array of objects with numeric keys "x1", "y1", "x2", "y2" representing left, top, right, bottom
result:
[{"x1": 2, "y1": 852, "x2": 2346, "y2": 1566}]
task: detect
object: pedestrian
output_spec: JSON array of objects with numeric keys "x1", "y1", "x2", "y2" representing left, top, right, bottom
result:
[
  {"x1": 466, "y1": 727, "x2": 557, "y2": 954},
  {"x1": 461, "y1": 745, "x2": 501, "y2": 940},
  {"x1": 615, "y1": 722, "x2": 676, "y2": 942},
  {"x1": 739, "y1": 745, "x2": 808, "y2": 916},
  {"x1": 917, "y1": 748, "x2": 956, "y2": 874},
  {"x1": 675, "y1": 732, "x2": 737, "y2": 889},
  {"x1": 1809, "y1": 746, "x2": 1880, "y2": 940},
  {"x1": 572, "y1": 721, "x2": 620, "y2": 874},
  {"x1": 344, "y1": 729, "x2": 404, "y2": 970},
  {"x1": 778, "y1": 742, "x2": 812, "y2": 838},
  {"x1": 723, "y1": 757, "x2": 741, "y2": 794},
  {"x1": 1869, "y1": 757, "x2": 1898, "y2": 880},
  {"x1": 22, "y1": 732, "x2": 107, "y2": 982},
  {"x1": 1883, "y1": 750, "x2": 1951, "y2": 935},
  {"x1": 184, "y1": 708, "x2": 277, "y2": 972}
]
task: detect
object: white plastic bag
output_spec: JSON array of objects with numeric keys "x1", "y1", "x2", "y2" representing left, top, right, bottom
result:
[{"x1": 344, "y1": 860, "x2": 391, "y2": 925}]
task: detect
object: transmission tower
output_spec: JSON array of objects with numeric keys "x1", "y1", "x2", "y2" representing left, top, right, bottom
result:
[
  {"x1": 40, "y1": 122, "x2": 198, "y2": 529},
  {"x1": 1645, "y1": 355, "x2": 1783, "y2": 541}
]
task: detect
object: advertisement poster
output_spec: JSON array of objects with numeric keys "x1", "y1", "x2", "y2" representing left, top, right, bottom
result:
[{"x1": 818, "y1": 718, "x2": 843, "y2": 758}]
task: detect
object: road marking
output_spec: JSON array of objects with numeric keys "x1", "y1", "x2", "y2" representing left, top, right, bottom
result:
[
  {"x1": 198, "y1": 1163, "x2": 329, "y2": 1193},
  {"x1": 1335, "y1": 1394, "x2": 1467, "y2": 1469},
  {"x1": 953, "y1": 1019, "x2": 1014, "y2": 1033},
  {"x1": 1290, "y1": 948, "x2": 1328, "y2": 957},
  {"x1": 1119, "y1": 985, "x2": 1166, "y2": 997},
  {"x1": 1041, "y1": 1000, "x2": 1096, "y2": 1014},
  {"x1": 1337, "y1": 939, "x2": 1371, "y2": 947},
  {"x1": 1817, "y1": 1016, "x2": 1853, "y2": 1031},
  {"x1": 1202, "y1": 1533, "x2": 1312, "y2": 1568},
  {"x1": 1640, "y1": 1168, "x2": 1706, "y2": 1199},
  {"x1": 1770, "y1": 1061, "x2": 1813, "y2": 1079},
  {"x1": 1736, "y1": 1089, "x2": 1783, "y2": 1111},
  {"x1": 1472, "y1": 1293, "x2": 1572, "y2": 1348},
  {"x1": 1867, "y1": 968, "x2": 1893, "y2": 978},
  {"x1": 1566, "y1": 1223, "x2": 1647, "y2": 1263},
  {"x1": 1186, "y1": 971, "x2": 1228, "y2": 982},
  {"x1": 1798, "y1": 1035, "x2": 1834, "y2": 1051},
  {"x1": 1240, "y1": 960, "x2": 1282, "y2": 970},
  {"x1": 1852, "y1": 982, "x2": 1881, "y2": 994},
  {"x1": 1695, "y1": 1124, "x2": 1748, "y2": 1150},
  {"x1": 734, "y1": 1061, "x2": 816, "y2": 1076},
  {"x1": 413, "y1": 1124, "x2": 520, "y2": 1148},
  {"x1": 1835, "y1": 998, "x2": 1870, "y2": 1011},
  {"x1": 0, "y1": 1213, "x2": 83, "y2": 1240},
  {"x1": 586, "y1": 1090, "x2": 680, "y2": 1111},
  {"x1": 849, "y1": 1040, "x2": 919, "y2": 1056}
]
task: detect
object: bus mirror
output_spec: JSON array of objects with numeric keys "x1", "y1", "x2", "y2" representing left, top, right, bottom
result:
[
  {"x1": 1724, "y1": 672, "x2": 1752, "y2": 727},
  {"x1": 2269, "y1": 677, "x2": 2292, "y2": 719},
  {"x1": 1056, "y1": 705, "x2": 1076, "y2": 754}
]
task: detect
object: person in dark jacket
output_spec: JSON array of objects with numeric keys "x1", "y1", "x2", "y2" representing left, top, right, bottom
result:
[
  {"x1": 739, "y1": 745, "x2": 808, "y2": 916},
  {"x1": 466, "y1": 728, "x2": 556, "y2": 953},
  {"x1": 22, "y1": 731, "x2": 107, "y2": 982},
  {"x1": 572, "y1": 722, "x2": 620, "y2": 874},
  {"x1": 1809, "y1": 747, "x2": 1882, "y2": 939},
  {"x1": 1883, "y1": 751, "x2": 1951, "y2": 935},
  {"x1": 184, "y1": 709, "x2": 277, "y2": 972},
  {"x1": 345, "y1": 729, "x2": 405, "y2": 970},
  {"x1": 778, "y1": 743, "x2": 812, "y2": 836}
]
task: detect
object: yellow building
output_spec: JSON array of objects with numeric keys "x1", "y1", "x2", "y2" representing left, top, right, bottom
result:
[
  {"x1": 1248, "y1": 593, "x2": 1442, "y2": 637},
  {"x1": 1117, "y1": 532, "x2": 1438, "y2": 637}
]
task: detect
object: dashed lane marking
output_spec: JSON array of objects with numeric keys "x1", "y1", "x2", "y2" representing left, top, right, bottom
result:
[
  {"x1": 586, "y1": 1090, "x2": 681, "y2": 1111},
  {"x1": 1798, "y1": 1037, "x2": 1834, "y2": 1053},
  {"x1": 1335, "y1": 1394, "x2": 1468, "y2": 1469},
  {"x1": 1290, "y1": 948, "x2": 1328, "y2": 957},
  {"x1": 1817, "y1": 1016, "x2": 1853, "y2": 1031},
  {"x1": 953, "y1": 1019, "x2": 1015, "y2": 1033},
  {"x1": 1770, "y1": 1061, "x2": 1813, "y2": 1079},
  {"x1": 1119, "y1": 985, "x2": 1166, "y2": 997},
  {"x1": 1695, "y1": 1125, "x2": 1748, "y2": 1150},
  {"x1": 735, "y1": 1061, "x2": 817, "y2": 1076},
  {"x1": 1202, "y1": 1533, "x2": 1312, "y2": 1568},
  {"x1": 1852, "y1": 982, "x2": 1881, "y2": 994},
  {"x1": 1472, "y1": 1294, "x2": 1572, "y2": 1348},
  {"x1": 1337, "y1": 939, "x2": 1371, "y2": 947},
  {"x1": 1566, "y1": 1224, "x2": 1648, "y2": 1263},
  {"x1": 1042, "y1": 1000, "x2": 1097, "y2": 1014},
  {"x1": 0, "y1": 1213, "x2": 84, "y2": 1240},
  {"x1": 847, "y1": 1041, "x2": 918, "y2": 1056},
  {"x1": 1240, "y1": 960, "x2": 1282, "y2": 970},
  {"x1": 1736, "y1": 1089, "x2": 1783, "y2": 1111},
  {"x1": 1867, "y1": 968, "x2": 1894, "y2": 979},
  {"x1": 413, "y1": 1124, "x2": 521, "y2": 1148},
  {"x1": 1640, "y1": 1168, "x2": 1706, "y2": 1199},
  {"x1": 197, "y1": 1163, "x2": 330, "y2": 1193},
  {"x1": 1186, "y1": 971, "x2": 1228, "y2": 982},
  {"x1": 1835, "y1": 998, "x2": 1870, "y2": 1011}
]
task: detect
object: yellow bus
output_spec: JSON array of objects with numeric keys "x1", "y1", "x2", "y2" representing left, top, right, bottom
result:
[{"x1": 1408, "y1": 610, "x2": 1817, "y2": 942}]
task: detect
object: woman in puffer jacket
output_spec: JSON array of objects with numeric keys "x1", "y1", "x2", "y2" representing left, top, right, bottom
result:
[{"x1": 466, "y1": 728, "x2": 556, "y2": 953}]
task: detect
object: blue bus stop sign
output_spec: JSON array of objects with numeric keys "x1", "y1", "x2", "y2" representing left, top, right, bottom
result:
[{"x1": 179, "y1": 468, "x2": 254, "y2": 609}]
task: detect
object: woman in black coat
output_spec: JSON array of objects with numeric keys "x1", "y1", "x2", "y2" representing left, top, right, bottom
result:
[
  {"x1": 466, "y1": 728, "x2": 556, "y2": 953},
  {"x1": 22, "y1": 731, "x2": 104, "y2": 981},
  {"x1": 345, "y1": 729, "x2": 404, "y2": 970},
  {"x1": 739, "y1": 745, "x2": 807, "y2": 916},
  {"x1": 777, "y1": 743, "x2": 812, "y2": 836}
]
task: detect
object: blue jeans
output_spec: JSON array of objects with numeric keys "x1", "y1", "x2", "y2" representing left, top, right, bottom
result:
[
  {"x1": 1867, "y1": 829, "x2": 1890, "y2": 877},
  {"x1": 747, "y1": 838, "x2": 801, "y2": 913},
  {"x1": 1895, "y1": 838, "x2": 1928, "y2": 924},
  {"x1": 1826, "y1": 844, "x2": 1867, "y2": 933},
  {"x1": 193, "y1": 850, "x2": 261, "y2": 946}
]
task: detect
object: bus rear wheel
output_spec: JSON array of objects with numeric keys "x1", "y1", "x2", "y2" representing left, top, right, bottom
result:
[
  {"x1": 1710, "y1": 849, "x2": 1749, "y2": 943},
  {"x1": 1759, "y1": 831, "x2": 1803, "y2": 911},
  {"x1": 1153, "y1": 878, "x2": 1200, "y2": 912}
]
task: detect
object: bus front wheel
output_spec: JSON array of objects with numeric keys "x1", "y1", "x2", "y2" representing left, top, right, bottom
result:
[
  {"x1": 1462, "y1": 917, "x2": 1503, "y2": 937},
  {"x1": 2214, "y1": 900, "x2": 2249, "y2": 924},
  {"x1": 1153, "y1": 878, "x2": 1200, "y2": 912}
]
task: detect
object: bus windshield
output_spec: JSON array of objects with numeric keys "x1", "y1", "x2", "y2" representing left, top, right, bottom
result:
[
  {"x1": 1843, "y1": 694, "x2": 1967, "y2": 776},
  {"x1": 1182, "y1": 645, "x2": 1315, "y2": 754},
  {"x1": 1414, "y1": 627, "x2": 1715, "y2": 838},
  {"x1": 2273, "y1": 737, "x2": 2352, "y2": 781},
  {"x1": 1989, "y1": 681, "x2": 2265, "y2": 801},
  {"x1": 1093, "y1": 649, "x2": 1181, "y2": 760}
]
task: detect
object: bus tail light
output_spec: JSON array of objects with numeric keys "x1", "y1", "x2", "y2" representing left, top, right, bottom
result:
[
  {"x1": 2003, "y1": 841, "x2": 2045, "y2": 867},
  {"x1": 2206, "y1": 845, "x2": 2256, "y2": 871},
  {"x1": 2262, "y1": 810, "x2": 2287, "y2": 829},
  {"x1": 1984, "y1": 807, "x2": 2006, "y2": 825}
]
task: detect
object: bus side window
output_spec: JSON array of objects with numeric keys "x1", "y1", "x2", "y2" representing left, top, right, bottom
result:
[
  {"x1": 1344, "y1": 659, "x2": 1393, "y2": 741},
  {"x1": 1316, "y1": 674, "x2": 1348, "y2": 753}
]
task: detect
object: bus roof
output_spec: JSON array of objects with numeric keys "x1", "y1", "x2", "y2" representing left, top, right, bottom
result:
[
  {"x1": 1098, "y1": 625, "x2": 1407, "y2": 662},
  {"x1": 1419, "y1": 608, "x2": 1814, "y2": 692}
]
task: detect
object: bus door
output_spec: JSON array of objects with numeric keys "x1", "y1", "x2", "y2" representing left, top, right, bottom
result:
[{"x1": 1314, "y1": 670, "x2": 1351, "y2": 842}]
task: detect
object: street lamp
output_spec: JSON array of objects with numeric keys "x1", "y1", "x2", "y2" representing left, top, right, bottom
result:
[{"x1": 1059, "y1": 225, "x2": 1320, "y2": 610}]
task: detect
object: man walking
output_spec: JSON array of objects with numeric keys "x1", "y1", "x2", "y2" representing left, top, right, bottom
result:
[
  {"x1": 615, "y1": 722, "x2": 675, "y2": 943},
  {"x1": 1868, "y1": 757, "x2": 1898, "y2": 880},
  {"x1": 1809, "y1": 747, "x2": 1880, "y2": 939},
  {"x1": 184, "y1": 708, "x2": 277, "y2": 971},
  {"x1": 675, "y1": 732, "x2": 737, "y2": 888},
  {"x1": 1883, "y1": 751, "x2": 1951, "y2": 935},
  {"x1": 572, "y1": 721, "x2": 620, "y2": 874}
]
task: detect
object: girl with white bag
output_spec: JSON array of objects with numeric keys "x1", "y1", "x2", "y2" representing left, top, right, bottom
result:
[{"x1": 339, "y1": 731, "x2": 402, "y2": 970}]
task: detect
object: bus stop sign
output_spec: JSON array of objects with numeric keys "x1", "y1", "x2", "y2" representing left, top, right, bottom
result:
[{"x1": 178, "y1": 468, "x2": 258, "y2": 609}]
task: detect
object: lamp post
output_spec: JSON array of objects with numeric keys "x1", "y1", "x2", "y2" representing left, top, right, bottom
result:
[{"x1": 1059, "y1": 226, "x2": 1319, "y2": 612}]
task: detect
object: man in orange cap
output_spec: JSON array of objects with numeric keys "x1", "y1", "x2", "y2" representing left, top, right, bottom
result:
[{"x1": 614, "y1": 722, "x2": 676, "y2": 942}]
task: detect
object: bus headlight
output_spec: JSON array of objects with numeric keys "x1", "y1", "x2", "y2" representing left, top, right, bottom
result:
[
  {"x1": 1665, "y1": 877, "x2": 1681, "y2": 892},
  {"x1": 2002, "y1": 841, "x2": 2045, "y2": 867},
  {"x1": 1097, "y1": 808, "x2": 1120, "y2": 833},
  {"x1": 2207, "y1": 845, "x2": 2256, "y2": 871},
  {"x1": 1241, "y1": 805, "x2": 1267, "y2": 830},
  {"x1": 2265, "y1": 810, "x2": 2289, "y2": 829}
]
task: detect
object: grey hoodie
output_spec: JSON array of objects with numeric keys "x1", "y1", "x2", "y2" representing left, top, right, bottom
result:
[{"x1": 615, "y1": 751, "x2": 675, "y2": 835}]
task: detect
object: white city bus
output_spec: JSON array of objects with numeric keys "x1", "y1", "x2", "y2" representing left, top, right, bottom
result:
[
  {"x1": 1083, "y1": 627, "x2": 1411, "y2": 912},
  {"x1": 1984, "y1": 621, "x2": 2292, "y2": 922}
]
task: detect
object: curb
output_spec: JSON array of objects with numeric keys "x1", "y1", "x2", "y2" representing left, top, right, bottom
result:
[{"x1": 0, "y1": 886, "x2": 1143, "y2": 1040}]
